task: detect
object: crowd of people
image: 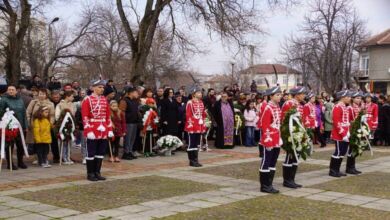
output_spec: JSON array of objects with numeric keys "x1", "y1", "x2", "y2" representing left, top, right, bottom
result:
[{"x1": 0, "y1": 75, "x2": 389, "y2": 184}]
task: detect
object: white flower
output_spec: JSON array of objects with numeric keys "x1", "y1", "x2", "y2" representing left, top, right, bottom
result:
[
  {"x1": 357, "y1": 129, "x2": 362, "y2": 133},
  {"x1": 357, "y1": 134, "x2": 362, "y2": 138}
]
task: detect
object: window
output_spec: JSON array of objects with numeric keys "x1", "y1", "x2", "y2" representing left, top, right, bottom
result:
[
  {"x1": 360, "y1": 54, "x2": 369, "y2": 76},
  {"x1": 272, "y1": 76, "x2": 277, "y2": 84},
  {"x1": 283, "y1": 75, "x2": 288, "y2": 85}
]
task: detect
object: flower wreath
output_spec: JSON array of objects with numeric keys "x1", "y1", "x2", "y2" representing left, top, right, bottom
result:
[
  {"x1": 281, "y1": 108, "x2": 312, "y2": 161},
  {"x1": 349, "y1": 111, "x2": 372, "y2": 157}
]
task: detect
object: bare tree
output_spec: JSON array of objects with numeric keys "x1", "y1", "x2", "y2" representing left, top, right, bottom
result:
[
  {"x1": 0, "y1": 0, "x2": 31, "y2": 84},
  {"x1": 282, "y1": 0, "x2": 367, "y2": 93},
  {"x1": 73, "y1": 3, "x2": 130, "y2": 81},
  {"x1": 41, "y1": 13, "x2": 93, "y2": 81},
  {"x1": 116, "y1": 0, "x2": 297, "y2": 84}
]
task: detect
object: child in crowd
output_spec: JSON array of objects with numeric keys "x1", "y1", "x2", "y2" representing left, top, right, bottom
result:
[
  {"x1": 244, "y1": 101, "x2": 258, "y2": 147},
  {"x1": 109, "y1": 100, "x2": 126, "y2": 162},
  {"x1": 75, "y1": 102, "x2": 86, "y2": 164},
  {"x1": 33, "y1": 106, "x2": 52, "y2": 168}
]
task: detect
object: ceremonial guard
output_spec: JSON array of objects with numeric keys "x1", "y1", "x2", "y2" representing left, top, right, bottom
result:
[
  {"x1": 303, "y1": 92, "x2": 317, "y2": 131},
  {"x1": 364, "y1": 93, "x2": 378, "y2": 136},
  {"x1": 259, "y1": 86, "x2": 282, "y2": 194},
  {"x1": 329, "y1": 90, "x2": 351, "y2": 177},
  {"x1": 281, "y1": 86, "x2": 306, "y2": 188},
  {"x1": 81, "y1": 80, "x2": 113, "y2": 181},
  {"x1": 185, "y1": 87, "x2": 206, "y2": 167},
  {"x1": 350, "y1": 91, "x2": 364, "y2": 120},
  {"x1": 257, "y1": 96, "x2": 268, "y2": 158},
  {"x1": 346, "y1": 91, "x2": 364, "y2": 175}
]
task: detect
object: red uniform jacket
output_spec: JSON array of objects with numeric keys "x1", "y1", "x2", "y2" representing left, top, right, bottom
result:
[
  {"x1": 349, "y1": 103, "x2": 362, "y2": 121},
  {"x1": 281, "y1": 99, "x2": 303, "y2": 122},
  {"x1": 260, "y1": 102, "x2": 282, "y2": 148},
  {"x1": 303, "y1": 102, "x2": 317, "y2": 129},
  {"x1": 331, "y1": 102, "x2": 350, "y2": 141},
  {"x1": 185, "y1": 99, "x2": 207, "y2": 133},
  {"x1": 256, "y1": 100, "x2": 268, "y2": 129},
  {"x1": 365, "y1": 102, "x2": 378, "y2": 130},
  {"x1": 81, "y1": 95, "x2": 113, "y2": 139}
]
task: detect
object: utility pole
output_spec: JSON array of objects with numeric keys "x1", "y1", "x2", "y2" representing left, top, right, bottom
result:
[
  {"x1": 249, "y1": 45, "x2": 255, "y2": 67},
  {"x1": 47, "y1": 17, "x2": 59, "y2": 81},
  {"x1": 231, "y1": 62, "x2": 235, "y2": 87}
]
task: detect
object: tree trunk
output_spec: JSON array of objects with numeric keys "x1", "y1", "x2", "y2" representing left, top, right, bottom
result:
[{"x1": 4, "y1": 0, "x2": 31, "y2": 85}]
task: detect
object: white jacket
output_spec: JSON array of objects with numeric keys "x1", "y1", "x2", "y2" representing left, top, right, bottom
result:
[{"x1": 244, "y1": 109, "x2": 258, "y2": 127}]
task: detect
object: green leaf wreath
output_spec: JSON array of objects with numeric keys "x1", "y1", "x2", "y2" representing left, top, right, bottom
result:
[
  {"x1": 349, "y1": 111, "x2": 371, "y2": 157},
  {"x1": 281, "y1": 108, "x2": 311, "y2": 161}
]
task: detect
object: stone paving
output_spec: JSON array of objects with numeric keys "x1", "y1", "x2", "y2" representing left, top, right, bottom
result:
[{"x1": 0, "y1": 146, "x2": 388, "y2": 219}]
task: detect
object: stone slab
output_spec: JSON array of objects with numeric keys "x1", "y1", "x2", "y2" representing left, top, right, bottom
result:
[
  {"x1": 185, "y1": 200, "x2": 220, "y2": 208},
  {"x1": 117, "y1": 204, "x2": 152, "y2": 213},
  {"x1": 40, "y1": 208, "x2": 81, "y2": 218}
]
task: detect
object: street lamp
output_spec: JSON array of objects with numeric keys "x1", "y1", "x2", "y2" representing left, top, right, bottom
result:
[{"x1": 50, "y1": 17, "x2": 60, "y2": 24}]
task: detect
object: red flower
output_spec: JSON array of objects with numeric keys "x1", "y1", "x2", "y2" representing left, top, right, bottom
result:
[{"x1": 1, "y1": 128, "x2": 20, "y2": 142}]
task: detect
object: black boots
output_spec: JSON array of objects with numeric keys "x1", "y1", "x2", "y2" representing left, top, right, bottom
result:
[
  {"x1": 87, "y1": 158, "x2": 106, "y2": 181},
  {"x1": 283, "y1": 166, "x2": 302, "y2": 189},
  {"x1": 291, "y1": 166, "x2": 302, "y2": 188},
  {"x1": 329, "y1": 157, "x2": 347, "y2": 177},
  {"x1": 17, "y1": 147, "x2": 27, "y2": 169},
  {"x1": 188, "y1": 151, "x2": 202, "y2": 167},
  {"x1": 260, "y1": 172, "x2": 279, "y2": 194},
  {"x1": 346, "y1": 156, "x2": 362, "y2": 175},
  {"x1": 86, "y1": 160, "x2": 98, "y2": 181},
  {"x1": 94, "y1": 158, "x2": 106, "y2": 181}
]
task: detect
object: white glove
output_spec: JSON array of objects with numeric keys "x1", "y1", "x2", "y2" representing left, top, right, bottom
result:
[
  {"x1": 87, "y1": 132, "x2": 96, "y2": 140},
  {"x1": 60, "y1": 133, "x2": 65, "y2": 141},
  {"x1": 108, "y1": 131, "x2": 114, "y2": 138},
  {"x1": 346, "y1": 131, "x2": 350, "y2": 139},
  {"x1": 343, "y1": 136, "x2": 349, "y2": 142}
]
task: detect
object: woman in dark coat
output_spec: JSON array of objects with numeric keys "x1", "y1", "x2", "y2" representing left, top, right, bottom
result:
[
  {"x1": 160, "y1": 88, "x2": 179, "y2": 136},
  {"x1": 212, "y1": 92, "x2": 235, "y2": 149},
  {"x1": 381, "y1": 96, "x2": 390, "y2": 146}
]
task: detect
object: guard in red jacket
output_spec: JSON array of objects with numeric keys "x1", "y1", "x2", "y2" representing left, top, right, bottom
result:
[
  {"x1": 303, "y1": 93, "x2": 317, "y2": 130},
  {"x1": 346, "y1": 91, "x2": 364, "y2": 175},
  {"x1": 364, "y1": 93, "x2": 378, "y2": 132},
  {"x1": 185, "y1": 87, "x2": 207, "y2": 167},
  {"x1": 257, "y1": 97, "x2": 268, "y2": 158},
  {"x1": 329, "y1": 90, "x2": 351, "y2": 177},
  {"x1": 349, "y1": 91, "x2": 364, "y2": 121},
  {"x1": 281, "y1": 86, "x2": 306, "y2": 189},
  {"x1": 82, "y1": 80, "x2": 114, "y2": 181},
  {"x1": 259, "y1": 86, "x2": 282, "y2": 194}
]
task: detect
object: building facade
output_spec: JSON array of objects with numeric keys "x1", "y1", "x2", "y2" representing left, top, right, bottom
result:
[
  {"x1": 239, "y1": 64, "x2": 302, "y2": 92},
  {"x1": 356, "y1": 29, "x2": 390, "y2": 95}
]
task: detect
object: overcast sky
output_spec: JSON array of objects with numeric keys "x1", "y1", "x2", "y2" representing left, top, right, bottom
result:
[{"x1": 46, "y1": 0, "x2": 390, "y2": 75}]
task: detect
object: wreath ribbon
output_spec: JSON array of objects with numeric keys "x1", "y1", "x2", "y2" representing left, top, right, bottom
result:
[
  {"x1": 288, "y1": 112, "x2": 311, "y2": 164},
  {"x1": 361, "y1": 114, "x2": 373, "y2": 156},
  {"x1": 59, "y1": 112, "x2": 76, "y2": 141},
  {"x1": 235, "y1": 115, "x2": 242, "y2": 135},
  {"x1": 142, "y1": 110, "x2": 157, "y2": 133},
  {"x1": 0, "y1": 109, "x2": 29, "y2": 159}
]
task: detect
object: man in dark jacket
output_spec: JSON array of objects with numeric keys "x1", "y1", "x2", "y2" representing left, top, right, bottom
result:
[
  {"x1": 47, "y1": 76, "x2": 62, "y2": 91},
  {"x1": 0, "y1": 85, "x2": 28, "y2": 169},
  {"x1": 119, "y1": 87, "x2": 140, "y2": 159}
]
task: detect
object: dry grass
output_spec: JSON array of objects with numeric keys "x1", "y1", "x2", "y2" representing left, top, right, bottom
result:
[
  {"x1": 161, "y1": 195, "x2": 390, "y2": 220},
  {"x1": 13, "y1": 176, "x2": 219, "y2": 212}
]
